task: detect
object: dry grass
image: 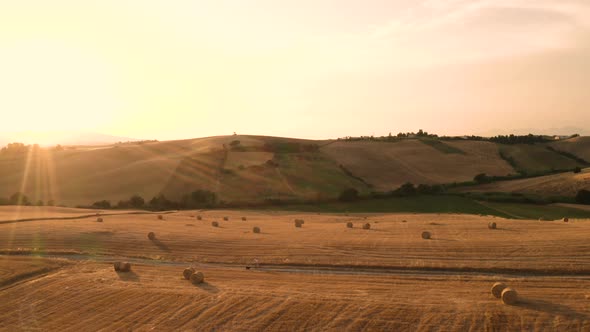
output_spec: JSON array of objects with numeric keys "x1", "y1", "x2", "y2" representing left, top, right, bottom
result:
[
  {"x1": 322, "y1": 140, "x2": 514, "y2": 190},
  {"x1": 2, "y1": 262, "x2": 589, "y2": 330},
  {"x1": 458, "y1": 168, "x2": 590, "y2": 197}
]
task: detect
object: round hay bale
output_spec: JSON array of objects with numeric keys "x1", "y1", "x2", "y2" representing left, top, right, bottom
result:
[
  {"x1": 190, "y1": 271, "x2": 204, "y2": 284},
  {"x1": 491, "y1": 282, "x2": 507, "y2": 298},
  {"x1": 501, "y1": 287, "x2": 518, "y2": 305},
  {"x1": 183, "y1": 267, "x2": 195, "y2": 280},
  {"x1": 563, "y1": 217, "x2": 569, "y2": 223},
  {"x1": 212, "y1": 221, "x2": 219, "y2": 227},
  {"x1": 346, "y1": 222, "x2": 353, "y2": 228},
  {"x1": 197, "y1": 215, "x2": 202, "y2": 220},
  {"x1": 362, "y1": 223, "x2": 371, "y2": 230},
  {"x1": 242, "y1": 217, "x2": 247, "y2": 221},
  {"x1": 113, "y1": 261, "x2": 121, "y2": 272},
  {"x1": 402, "y1": 220, "x2": 407, "y2": 223},
  {"x1": 223, "y1": 216, "x2": 229, "y2": 221},
  {"x1": 253, "y1": 226, "x2": 261, "y2": 233},
  {"x1": 148, "y1": 232, "x2": 156, "y2": 240},
  {"x1": 488, "y1": 222, "x2": 497, "y2": 230},
  {"x1": 421, "y1": 231, "x2": 431, "y2": 239},
  {"x1": 157, "y1": 215, "x2": 164, "y2": 220},
  {"x1": 96, "y1": 217, "x2": 103, "y2": 222},
  {"x1": 120, "y1": 262, "x2": 131, "y2": 272},
  {"x1": 294, "y1": 220, "x2": 303, "y2": 228}
]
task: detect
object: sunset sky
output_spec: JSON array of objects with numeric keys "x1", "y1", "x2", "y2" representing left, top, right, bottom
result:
[{"x1": 1, "y1": 1, "x2": 589, "y2": 142}]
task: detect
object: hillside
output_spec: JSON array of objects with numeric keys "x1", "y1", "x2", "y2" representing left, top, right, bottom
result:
[
  {"x1": 456, "y1": 167, "x2": 590, "y2": 197},
  {"x1": 498, "y1": 143, "x2": 585, "y2": 174},
  {"x1": 549, "y1": 136, "x2": 590, "y2": 162},
  {"x1": 322, "y1": 139, "x2": 515, "y2": 191},
  {"x1": 1, "y1": 135, "x2": 590, "y2": 206}
]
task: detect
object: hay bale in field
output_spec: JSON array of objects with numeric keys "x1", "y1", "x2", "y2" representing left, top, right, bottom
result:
[
  {"x1": 242, "y1": 217, "x2": 247, "y2": 221},
  {"x1": 362, "y1": 223, "x2": 371, "y2": 230},
  {"x1": 183, "y1": 267, "x2": 195, "y2": 280},
  {"x1": 563, "y1": 217, "x2": 569, "y2": 223},
  {"x1": 501, "y1": 287, "x2": 518, "y2": 305},
  {"x1": 294, "y1": 220, "x2": 303, "y2": 228},
  {"x1": 402, "y1": 220, "x2": 407, "y2": 223},
  {"x1": 96, "y1": 217, "x2": 103, "y2": 222},
  {"x1": 488, "y1": 222, "x2": 497, "y2": 229},
  {"x1": 346, "y1": 222, "x2": 353, "y2": 228},
  {"x1": 190, "y1": 271, "x2": 205, "y2": 284},
  {"x1": 253, "y1": 226, "x2": 261, "y2": 233},
  {"x1": 491, "y1": 282, "x2": 507, "y2": 298},
  {"x1": 120, "y1": 262, "x2": 131, "y2": 272},
  {"x1": 223, "y1": 216, "x2": 229, "y2": 221},
  {"x1": 148, "y1": 232, "x2": 156, "y2": 240},
  {"x1": 157, "y1": 215, "x2": 164, "y2": 220},
  {"x1": 113, "y1": 261, "x2": 121, "y2": 272},
  {"x1": 212, "y1": 221, "x2": 219, "y2": 227},
  {"x1": 197, "y1": 215, "x2": 202, "y2": 220},
  {"x1": 421, "y1": 231, "x2": 431, "y2": 239}
]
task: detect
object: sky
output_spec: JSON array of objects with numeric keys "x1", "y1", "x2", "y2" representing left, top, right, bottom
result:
[{"x1": 1, "y1": 0, "x2": 589, "y2": 143}]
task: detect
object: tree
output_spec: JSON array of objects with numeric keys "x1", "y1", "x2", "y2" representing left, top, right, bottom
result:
[
  {"x1": 128, "y1": 194, "x2": 145, "y2": 208},
  {"x1": 338, "y1": 188, "x2": 359, "y2": 202},
  {"x1": 576, "y1": 189, "x2": 590, "y2": 205},
  {"x1": 9, "y1": 192, "x2": 30, "y2": 205},
  {"x1": 474, "y1": 173, "x2": 492, "y2": 184},
  {"x1": 92, "y1": 200, "x2": 111, "y2": 209},
  {"x1": 394, "y1": 182, "x2": 416, "y2": 196}
]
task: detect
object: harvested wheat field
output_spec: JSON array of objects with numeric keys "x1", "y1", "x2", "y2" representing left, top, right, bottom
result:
[
  {"x1": 1, "y1": 207, "x2": 589, "y2": 330},
  {"x1": 460, "y1": 167, "x2": 590, "y2": 197}
]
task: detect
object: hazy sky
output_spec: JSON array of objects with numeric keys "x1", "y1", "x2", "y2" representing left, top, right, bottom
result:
[{"x1": 1, "y1": 0, "x2": 589, "y2": 141}]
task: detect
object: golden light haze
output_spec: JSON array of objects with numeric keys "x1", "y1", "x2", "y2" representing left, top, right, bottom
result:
[{"x1": 1, "y1": 1, "x2": 590, "y2": 142}]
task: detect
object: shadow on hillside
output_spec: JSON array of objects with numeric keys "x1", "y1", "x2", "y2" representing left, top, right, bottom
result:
[
  {"x1": 515, "y1": 298, "x2": 587, "y2": 319},
  {"x1": 151, "y1": 239, "x2": 171, "y2": 252},
  {"x1": 116, "y1": 270, "x2": 140, "y2": 282},
  {"x1": 195, "y1": 282, "x2": 219, "y2": 294}
]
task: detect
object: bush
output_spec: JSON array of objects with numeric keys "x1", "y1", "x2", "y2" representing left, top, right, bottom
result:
[
  {"x1": 92, "y1": 200, "x2": 111, "y2": 209},
  {"x1": 9, "y1": 192, "x2": 30, "y2": 206},
  {"x1": 474, "y1": 173, "x2": 492, "y2": 184},
  {"x1": 576, "y1": 189, "x2": 590, "y2": 205},
  {"x1": 338, "y1": 188, "x2": 359, "y2": 202},
  {"x1": 129, "y1": 195, "x2": 145, "y2": 208}
]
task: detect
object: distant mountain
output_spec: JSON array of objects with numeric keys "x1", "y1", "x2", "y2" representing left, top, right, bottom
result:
[
  {"x1": 476, "y1": 127, "x2": 589, "y2": 137},
  {"x1": 0, "y1": 131, "x2": 140, "y2": 147}
]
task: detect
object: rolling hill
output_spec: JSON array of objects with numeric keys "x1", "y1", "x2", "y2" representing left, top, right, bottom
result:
[
  {"x1": 456, "y1": 167, "x2": 590, "y2": 198},
  {"x1": 1, "y1": 135, "x2": 589, "y2": 206}
]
